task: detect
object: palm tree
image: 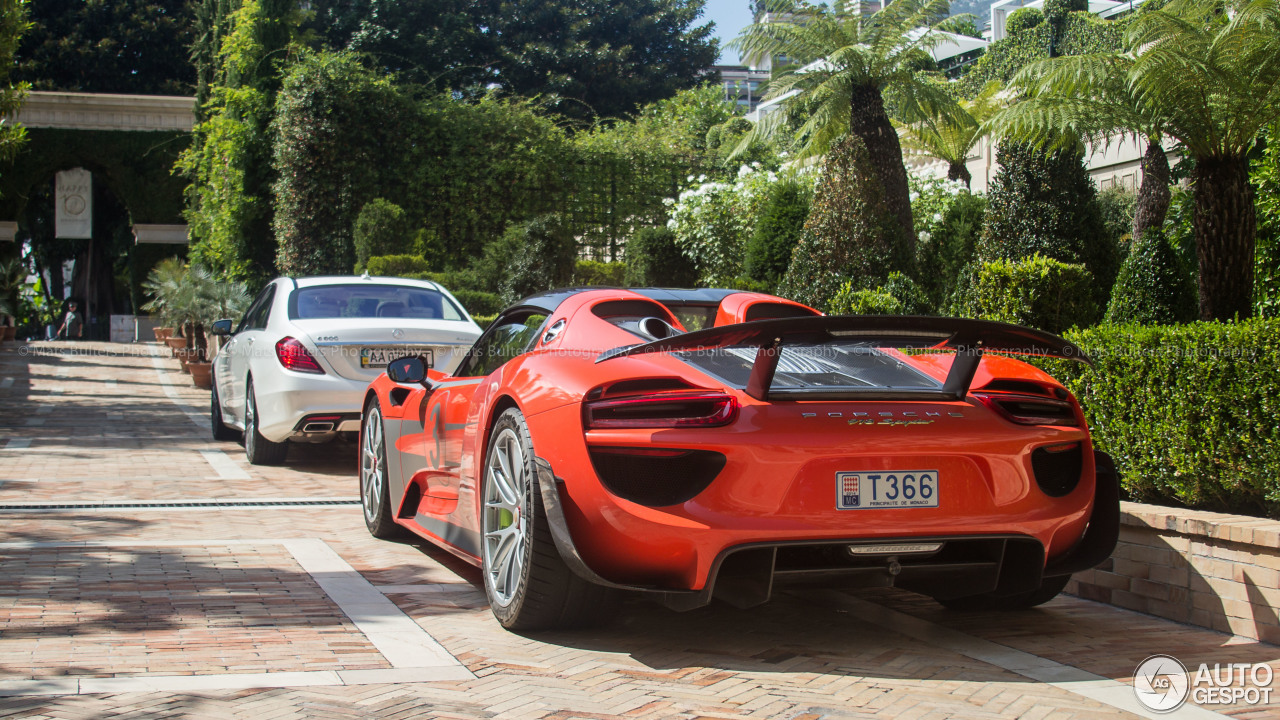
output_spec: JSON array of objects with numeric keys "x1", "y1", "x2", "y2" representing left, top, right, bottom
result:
[
  {"x1": 898, "y1": 80, "x2": 1003, "y2": 188},
  {"x1": 989, "y1": 52, "x2": 1174, "y2": 245},
  {"x1": 732, "y1": 0, "x2": 959, "y2": 250},
  {"x1": 988, "y1": 0, "x2": 1280, "y2": 321}
]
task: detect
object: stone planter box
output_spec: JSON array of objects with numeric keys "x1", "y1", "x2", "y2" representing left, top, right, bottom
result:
[{"x1": 1067, "y1": 501, "x2": 1280, "y2": 643}]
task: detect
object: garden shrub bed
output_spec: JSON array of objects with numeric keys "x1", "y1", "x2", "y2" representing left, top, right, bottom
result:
[{"x1": 1048, "y1": 319, "x2": 1280, "y2": 519}]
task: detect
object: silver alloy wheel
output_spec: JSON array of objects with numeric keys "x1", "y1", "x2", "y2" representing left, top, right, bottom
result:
[
  {"x1": 483, "y1": 426, "x2": 529, "y2": 608},
  {"x1": 245, "y1": 387, "x2": 257, "y2": 453},
  {"x1": 361, "y1": 407, "x2": 384, "y2": 524}
]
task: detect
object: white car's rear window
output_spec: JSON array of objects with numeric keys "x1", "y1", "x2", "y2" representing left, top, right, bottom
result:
[{"x1": 290, "y1": 284, "x2": 467, "y2": 321}]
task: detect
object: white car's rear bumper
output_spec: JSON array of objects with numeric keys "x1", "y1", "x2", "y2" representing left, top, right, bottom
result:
[{"x1": 253, "y1": 370, "x2": 367, "y2": 442}]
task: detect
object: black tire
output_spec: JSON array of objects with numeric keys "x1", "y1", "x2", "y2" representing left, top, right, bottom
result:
[
  {"x1": 937, "y1": 574, "x2": 1072, "y2": 611},
  {"x1": 244, "y1": 378, "x2": 288, "y2": 466},
  {"x1": 481, "y1": 407, "x2": 614, "y2": 631},
  {"x1": 210, "y1": 376, "x2": 240, "y2": 441},
  {"x1": 361, "y1": 398, "x2": 405, "y2": 539}
]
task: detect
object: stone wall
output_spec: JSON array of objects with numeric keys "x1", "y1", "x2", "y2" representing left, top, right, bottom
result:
[{"x1": 1067, "y1": 502, "x2": 1280, "y2": 643}]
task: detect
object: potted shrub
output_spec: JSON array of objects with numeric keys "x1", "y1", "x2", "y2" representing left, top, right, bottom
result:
[
  {"x1": 187, "y1": 273, "x2": 249, "y2": 389},
  {"x1": 142, "y1": 258, "x2": 185, "y2": 343}
]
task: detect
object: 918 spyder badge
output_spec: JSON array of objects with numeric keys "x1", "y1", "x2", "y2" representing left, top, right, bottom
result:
[{"x1": 836, "y1": 471, "x2": 940, "y2": 510}]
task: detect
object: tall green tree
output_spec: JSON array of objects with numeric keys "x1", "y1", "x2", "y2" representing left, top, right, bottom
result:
[
  {"x1": 732, "y1": 0, "x2": 960, "y2": 252},
  {"x1": 0, "y1": 0, "x2": 29, "y2": 165},
  {"x1": 490, "y1": 0, "x2": 718, "y2": 120},
  {"x1": 991, "y1": 0, "x2": 1280, "y2": 321},
  {"x1": 989, "y1": 51, "x2": 1173, "y2": 258},
  {"x1": 178, "y1": 0, "x2": 299, "y2": 283},
  {"x1": 898, "y1": 80, "x2": 1002, "y2": 188},
  {"x1": 302, "y1": 0, "x2": 717, "y2": 120},
  {"x1": 300, "y1": 0, "x2": 499, "y2": 93},
  {"x1": 13, "y1": 0, "x2": 195, "y2": 95}
]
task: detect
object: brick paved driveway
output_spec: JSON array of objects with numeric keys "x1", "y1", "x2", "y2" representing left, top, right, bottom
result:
[{"x1": 1, "y1": 341, "x2": 1277, "y2": 720}]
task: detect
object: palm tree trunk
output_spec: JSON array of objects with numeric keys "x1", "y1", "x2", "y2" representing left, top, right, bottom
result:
[
  {"x1": 1132, "y1": 138, "x2": 1171, "y2": 242},
  {"x1": 947, "y1": 162, "x2": 972, "y2": 189},
  {"x1": 1192, "y1": 155, "x2": 1255, "y2": 321},
  {"x1": 849, "y1": 84, "x2": 916, "y2": 251}
]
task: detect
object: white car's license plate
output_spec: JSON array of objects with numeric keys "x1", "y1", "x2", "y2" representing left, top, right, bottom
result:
[
  {"x1": 361, "y1": 347, "x2": 434, "y2": 369},
  {"x1": 836, "y1": 471, "x2": 939, "y2": 509}
]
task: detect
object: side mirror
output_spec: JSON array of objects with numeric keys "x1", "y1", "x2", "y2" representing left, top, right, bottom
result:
[
  {"x1": 387, "y1": 355, "x2": 428, "y2": 385},
  {"x1": 210, "y1": 319, "x2": 234, "y2": 336}
]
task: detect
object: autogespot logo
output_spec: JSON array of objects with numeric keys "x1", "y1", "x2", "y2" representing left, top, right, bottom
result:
[
  {"x1": 1134, "y1": 655, "x2": 1190, "y2": 713},
  {"x1": 1134, "y1": 654, "x2": 1276, "y2": 712}
]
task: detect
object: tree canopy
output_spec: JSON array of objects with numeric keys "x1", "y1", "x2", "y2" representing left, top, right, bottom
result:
[
  {"x1": 302, "y1": 0, "x2": 718, "y2": 120},
  {"x1": 13, "y1": 0, "x2": 196, "y2": 95}
]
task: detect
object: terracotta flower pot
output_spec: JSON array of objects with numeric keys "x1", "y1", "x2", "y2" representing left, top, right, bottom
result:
[
  {"x1": 154, "y1": 327, "x2": 174, "y2": 341},
  {"x1": 187, "y1": 362, "x2": 213, "y2": 389},
  {"x1": 2, "y1": 327, "x2": 14, "y2": 341}
]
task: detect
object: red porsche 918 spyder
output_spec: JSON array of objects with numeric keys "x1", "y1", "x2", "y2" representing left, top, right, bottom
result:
[{"x1": 359, "y1": 288, "x2": 1119, "y2": 630}]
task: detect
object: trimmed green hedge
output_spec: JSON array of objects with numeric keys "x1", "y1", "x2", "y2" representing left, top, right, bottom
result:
[
  {"x1": 950, "y1": 255, "x2": 1097, "y2": 333},
  {"x1": 366, "y1": 254, "x2": 431, "y2": 276},
  {"x1": 449, "y1": 289, "x2": 503, "y2": 317},
  {"x1": 1051, "y1": 321, "x2": 1280, "y2": 518},
  {"x1": 574, "y1": 260, "x2": 626, "y2": 287}
]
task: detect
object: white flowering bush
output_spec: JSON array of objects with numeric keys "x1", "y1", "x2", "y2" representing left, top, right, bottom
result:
[
  {"x1": 666, "y1": 165, "x2": 815, "y2": 286},
  {"x1": 908, "y1": 172, "x2": 987, "y2": 309},
  {"x1": 909, "y1": 174, "x2": 970, "y2": 243}
]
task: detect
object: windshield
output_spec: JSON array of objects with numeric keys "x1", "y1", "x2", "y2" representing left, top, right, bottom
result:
[
  {"x1": 677, "y1": 342, "x2": 942, "y2": 393},
  {"x1": 290, "y1": 284, "x2": 466, "y2": 321}
]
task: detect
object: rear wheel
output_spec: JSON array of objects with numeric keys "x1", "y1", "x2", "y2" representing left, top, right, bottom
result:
[
  {"x1": 244, "y1": 378, "x2": 288, "y2": 466},
  {"x1": 937, "y1": 574, "x2": 1071, "y2": 611},
  {"x1": 482, "y1": 407, "x2": 613, "y2": 630},
  {"x1": 361, "y1": 399, "x2": 404, "y2": 539},
  {"x1": 210, "y1": 376, "x2": 239, "y2": 441}
]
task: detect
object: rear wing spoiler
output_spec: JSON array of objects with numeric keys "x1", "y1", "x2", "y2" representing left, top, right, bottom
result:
[{"x1": 596, "y1": 315, "x2": 1090, "y2": 402}]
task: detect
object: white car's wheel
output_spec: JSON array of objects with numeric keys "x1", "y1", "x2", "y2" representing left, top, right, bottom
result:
[{"x1": 244, "y1": 378, "x2": 288, "y2": 466}]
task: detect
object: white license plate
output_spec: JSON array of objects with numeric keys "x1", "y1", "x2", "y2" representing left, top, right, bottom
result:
[
  {"x1": 361, "y1": 347, "x2": 434, "y2": 369},
  {"x1": 836, "y1": 471, "x2": 939, "y2": 509}
]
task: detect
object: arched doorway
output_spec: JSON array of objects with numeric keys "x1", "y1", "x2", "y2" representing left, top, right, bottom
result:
[{"x1": 0, "y1": 91, "x2": 194, "y2": 340}]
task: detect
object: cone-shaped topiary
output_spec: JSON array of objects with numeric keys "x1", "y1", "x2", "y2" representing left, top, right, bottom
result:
[
  {"x1": 1105, "y1": 229, "x2": 1197, "y2": 325},
  {"x1": 977, "y1": 141, "x2": 1117, "y2": 306},
  {"x1": 777, "y1": 135, "x2": 908, "y2": 310},
  {"x1": 354, "y1": 199, "x2": 412, "y2": 273},
  {"x1": 624, "y1": 227, "x2": 698, "y2": 288},
  {"x1": 500, "y1": 213, "x2": 578, "y2": 305},
  {"x1": 744, "y1": 179, "x2": 811, "y2": 288}
]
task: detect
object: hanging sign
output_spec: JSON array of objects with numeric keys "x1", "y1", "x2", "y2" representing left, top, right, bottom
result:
[{"x1": 55, "y1": 168, "x2": 92, "y2": 239}]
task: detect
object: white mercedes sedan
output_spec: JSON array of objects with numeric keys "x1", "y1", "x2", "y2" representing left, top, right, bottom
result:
[{"x1": 209, "y1": 275, "x2": 483, "y2": 465}]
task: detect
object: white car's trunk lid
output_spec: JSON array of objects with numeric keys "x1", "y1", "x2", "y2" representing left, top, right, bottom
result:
[{"x1": 291, "y1": 318, "x2": 479, "y2": 381}]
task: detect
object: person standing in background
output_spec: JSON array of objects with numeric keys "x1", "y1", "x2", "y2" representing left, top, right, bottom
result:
[{"x1": 57, "y1": 300, "x2": 83, "y2": 340}]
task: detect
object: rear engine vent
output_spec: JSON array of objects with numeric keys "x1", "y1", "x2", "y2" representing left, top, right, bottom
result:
[
  {"x1": 594, "y1": 378, "x2": 697, "y2": 399},
  {"x1": 976, "y1": 393, "x2": 1079, "y2": 426},
  {"x1": 584, "y1": 391, "x2": 738, "y2": 428},
  {"x1": 1031, "y1": 442, "x2": 1084, "y2": 497},
  {"x1": 979, "y1": 379, "x2": 1056, "y2": 397},
  {"x1": 588, "y1": 447, "x2": 726, "y2": 506}
]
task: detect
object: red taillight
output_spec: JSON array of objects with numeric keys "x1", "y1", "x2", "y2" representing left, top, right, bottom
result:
[
  {"x1": 276, "y1": 337, "x2": 325, "y2": 374},
  {"x1": 975, "y1": 393, "x2": 1078, "y2": 427},
  {"x1": 584, "y1": 391, "x2": 738, "y2": 429}
]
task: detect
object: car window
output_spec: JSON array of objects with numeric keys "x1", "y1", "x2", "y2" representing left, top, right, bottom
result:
[
  {"x1": 456, "y1": 312, "x2": 548, "y2": 378},
  {"x1": 289, "y1": 284, "x2": 466, "y2": 321},
  {"x1": 238, "y1": 285, "x2": 275, "y2": 332},
  {"x1": 663, "y1": 303, "x2": 718, "y2": 331}
]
